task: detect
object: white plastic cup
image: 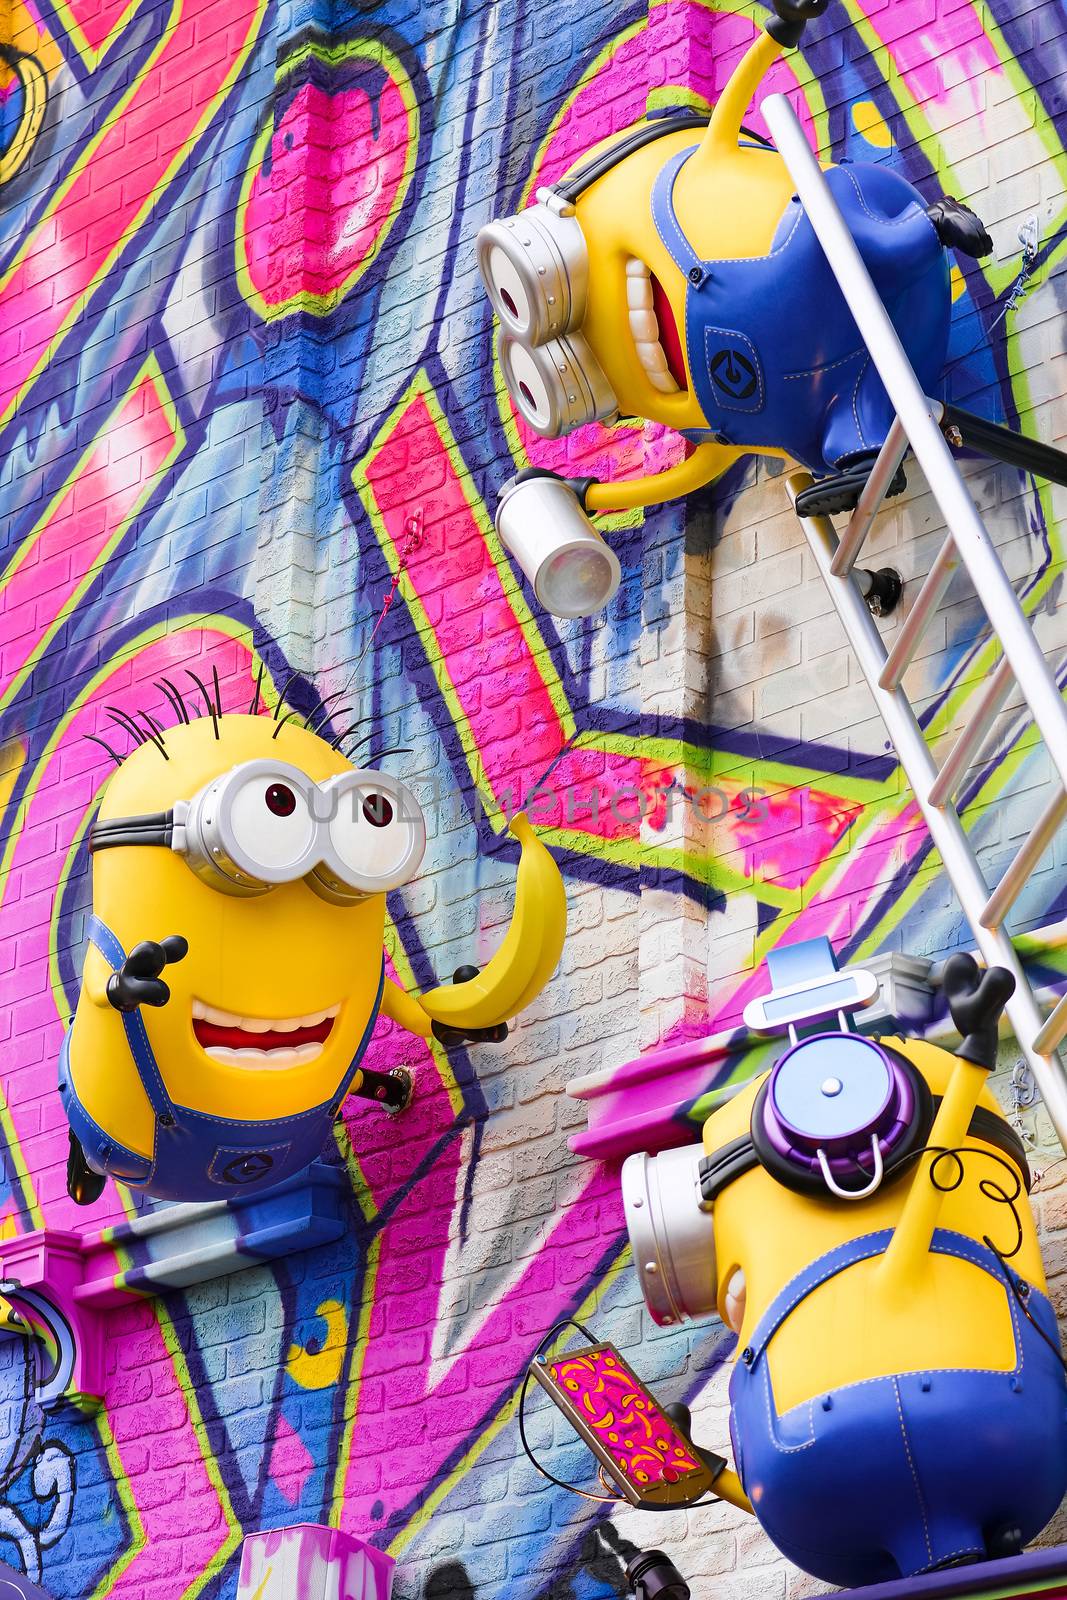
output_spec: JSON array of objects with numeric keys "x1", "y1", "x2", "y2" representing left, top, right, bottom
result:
[{"x1": 495, "y1": 473, "x2": 622, "y2": 619}]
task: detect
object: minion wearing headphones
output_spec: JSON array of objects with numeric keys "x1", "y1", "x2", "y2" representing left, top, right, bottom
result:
[
  {"x1": 623, "y1": 939, "x2": 1067, "y2": 1585},
  {"x1": 479, "y1": 0, "x2": 992, "y2": 618},
  {"x1": 63, "y1": 697, "x2": 565, "y2": 1206}
]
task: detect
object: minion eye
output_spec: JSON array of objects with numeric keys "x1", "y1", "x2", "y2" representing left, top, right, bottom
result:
[
  {"x1": 476, "y1": 204, "x2": 588, "y2": 346},
  {"x1": 229, "y1": 772, "x2": 314, "y2": 871},
  {"x1": 500, "y1": 334, "x2": 618, "y2": 439},
  {"x1": 314, "y1": 773, "x2": 426, "y2": 900}
]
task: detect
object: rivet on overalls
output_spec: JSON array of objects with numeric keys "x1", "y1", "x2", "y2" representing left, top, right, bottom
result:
[
  {"x1": 821, "y1": 1394, "x2": 833, "y2": 1412},
  {"x1": 741, "y1": 1347, "x2": 754, "y2": 1367},
  {"x1": 688, "y1": 265, "x2": 704, "y2": 285},
  {"x1": 159, "y1": 1114, "x2": 175, "y2": 1129}
]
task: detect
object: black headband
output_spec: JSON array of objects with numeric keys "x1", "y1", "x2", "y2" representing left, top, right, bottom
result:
[
  {"x1": 553, "y1": 112, "x2": 772, "y2": 205},
  {"x1": 89, "y1": 811, "x2": 175, "y2": 853}
]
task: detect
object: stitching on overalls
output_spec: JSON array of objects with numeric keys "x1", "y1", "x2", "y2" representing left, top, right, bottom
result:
[{"x1": 893, "y1": 1375, "x2": 933, "y2": 1563}]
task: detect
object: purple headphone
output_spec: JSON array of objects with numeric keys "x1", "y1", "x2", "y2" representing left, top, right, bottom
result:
[{"x1": 742, "y1": 938, "x2": 932, "y2": 1200}]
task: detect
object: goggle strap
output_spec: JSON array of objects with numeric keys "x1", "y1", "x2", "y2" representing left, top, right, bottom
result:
[{"x1": 89, "y1": 811, "x2": 175, "y2": 853}]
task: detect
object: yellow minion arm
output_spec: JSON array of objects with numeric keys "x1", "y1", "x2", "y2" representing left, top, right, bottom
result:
[
  {"x1": 381, "y1": 977, "x2": 433, "y2": 1039},
  {"x1": 703, "y1": 30, "x2": 784, "y2": 159},
  {"x1": 715, "y1": 1466, "x2": 754, "y2": 1515},
  {"x1": 584, "y1": 442, "x2": 747, "y2": 513},
  {"x1": 879, "y1": 1053, "x2": 991, "y2": 1291}
]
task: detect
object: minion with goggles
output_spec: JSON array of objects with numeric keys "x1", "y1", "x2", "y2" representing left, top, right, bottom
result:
[
  {"x1": 62, "y1": 711, "x2": 566, "y2": 1206},
  {"x1": 479, "y1": 0, "x2": 994, "y2": 618},
  {"x1": 622, "y1": 939, "x2": 1067, "y2": 1584}
]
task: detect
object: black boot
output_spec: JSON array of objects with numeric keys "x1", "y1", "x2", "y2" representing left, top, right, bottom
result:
[
  {"x1": 67, "y1": 1132, "x2": 106, "y2": 1205},
  {"x1": 794, "y1": 452, "x2": 907, "y2": 519},
  {"x1": 927, "y1": 197, "x2": 993, "y2": 259}
]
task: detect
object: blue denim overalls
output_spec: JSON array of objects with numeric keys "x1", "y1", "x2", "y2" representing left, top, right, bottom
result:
[
  {"x1": 650, "y1": 150, "x2": 950, "y2": 470},
  {"x1": 729, "y1": 1227, "x2": 1067, "y2": 1586}
]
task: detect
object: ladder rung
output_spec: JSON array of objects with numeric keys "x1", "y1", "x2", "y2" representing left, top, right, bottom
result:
[
  {"x1": 928, "y1": 655, "x2": 1015, "y2": 809},
  {"x1": 831, "y1": 416, "x2": 911, "y2": 578},
  {"x1": 1034, "y1": 990, "x2": 1067, "y2": 1056},
  {"x1": 980, "y1": 788, "x2": 1067, "y2": 929},
  {"x1": 878, "y1": 536, "x2": 958, "y2": 691}
]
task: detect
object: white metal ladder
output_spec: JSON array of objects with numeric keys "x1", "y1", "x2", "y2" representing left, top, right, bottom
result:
[{"x1": 762, "y1": 92, "x2": 1067, "y2": 1151}]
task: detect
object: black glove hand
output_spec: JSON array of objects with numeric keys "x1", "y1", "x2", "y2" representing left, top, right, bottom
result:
[
  {"x1": 431, "y1": 966, "x2": 510, "y2": 1049},
  {"x1": 106, "y1": 935, "x2": 188, "y2": 1013},
  {"x1": 941, "y1": 951, "x2": 1015, "y2": 1071},
  {"x1": 766, "y1": 0, "x2": 828, "y2": 46}
]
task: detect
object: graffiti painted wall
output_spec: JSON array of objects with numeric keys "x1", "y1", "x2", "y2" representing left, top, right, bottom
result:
[{"x1": 3, "y1": 0, "x2": 1067, "y2": 1594}]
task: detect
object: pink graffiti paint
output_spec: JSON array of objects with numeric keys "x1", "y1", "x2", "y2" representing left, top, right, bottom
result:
[
  {"x1": 0, "y1": 366, "x2": 179, "y2": 707},
  {"x1": 855, "y1": 0, "x2": 998, "y2": 121},
  {"x1": 238, "y1": 1524, "x2": 394, "y2": 1600},
  {"x1": 268, "y1": 1417, "x2": 316, "y2": 1508},
  {"x1": 59, "y1": 0, "x2": 141, "y2": 60},
  {"x1": 0, "y1": 0, "x2": 264, "y2": 428},
  {"x1": 239, "y1": 69, "x2": 414, "y2": 314},
  {"x1": 362, "y1": 391, "x2": 672, "y2": 845}
]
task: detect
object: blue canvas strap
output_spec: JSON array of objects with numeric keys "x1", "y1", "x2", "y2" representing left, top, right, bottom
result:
[
  {"x1": 743, "y1": 1227, "x2": 1023, "y2": 1371},
  {"x1": 650, "y1": 146, "x2": 710, "y2": 287},
  {"x1": 332, "y1": 958, "x2": 385, "y2": 1107},
  {"x1": 86, "y1": 914, "x2": 176, "y2": 1121}
]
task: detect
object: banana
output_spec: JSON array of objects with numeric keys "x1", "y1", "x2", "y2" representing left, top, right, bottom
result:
[{"x1": 418, "y1": 812, "x2": 566, "y2": 1029}]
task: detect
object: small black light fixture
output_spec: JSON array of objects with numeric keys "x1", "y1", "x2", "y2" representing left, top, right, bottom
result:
[{"x1": 625, "y1": 1550, "x2": 691, "y2": 1600}]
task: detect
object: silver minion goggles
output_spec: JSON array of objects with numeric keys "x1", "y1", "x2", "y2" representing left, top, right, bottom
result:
[
  {"x1": 89, "y1": 759, "x2": 427, "y2": 904},
  {"x1": 478, "y1": 112, "x2": 769, "y2": 439}
]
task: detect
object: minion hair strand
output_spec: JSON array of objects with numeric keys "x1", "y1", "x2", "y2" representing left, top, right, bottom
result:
[
  {"x1": 249, "y1": 660, "x2": 265, "y2": 715},
  {"x1": 84, "y1": 734, "x2": 125, "y2": 767},
  {"x1": 186, "y1": 671, "x2": 220, "y2": 739},
  {"x1": 156, "y1": 678, "x2": 190, "y2": 724}
]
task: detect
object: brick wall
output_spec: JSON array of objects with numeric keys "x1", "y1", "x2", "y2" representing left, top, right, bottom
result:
[{"x1": 3, "y1": 0, "x2": 1067, "y2": 1595}]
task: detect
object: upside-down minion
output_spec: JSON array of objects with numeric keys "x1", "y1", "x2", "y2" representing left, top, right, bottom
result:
[
  {"x1": 478, "y1": 0, "x2": 993, "y2": 616},
  {"x1": 623, "y1": 938, "x2": 1067, "y2": 1585},
  {"x1": 62, "y1": 684, "x2": 565, "y2": 1206}
]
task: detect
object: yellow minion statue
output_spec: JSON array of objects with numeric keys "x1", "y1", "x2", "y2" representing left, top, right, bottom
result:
[{"x1": 62, "y1": 672, "x2": 566, "y2": 1206}]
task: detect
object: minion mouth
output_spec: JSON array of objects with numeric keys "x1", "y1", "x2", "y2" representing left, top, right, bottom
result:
[
  {"x1": 191, "y1": 1000, "x2": 339, "y2": 1069},
  {"x1": 625, "y1": 258, "x2": 687, "y2": 392}
]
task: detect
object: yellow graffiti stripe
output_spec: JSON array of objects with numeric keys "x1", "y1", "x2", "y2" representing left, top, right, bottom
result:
[
  {"x1": 386, "y1": 1246, "x2": 632, "y2": 1559},
  {"x1": 234, "y1": 36, "x2": 421, "y2": 321},
  {"x1": 0, "y1": 50, "x2": 48, "y2": 185},
  {"x1": 88, "y1": 1410, "x2": 148, "y2": 1599},
  {"x1": 49, "y1": 0, "x2": 149, "y2": 72},
  {"x1": 0, "y1": 0, "x2": 269, "y2": 434},
  {"x1": 0, "y1": 355, "x2": 185, "y2": 715}
]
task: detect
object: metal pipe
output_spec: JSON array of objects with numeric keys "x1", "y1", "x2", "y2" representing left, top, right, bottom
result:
[
  {"x1": 981, "y1": 789, "x2": 1067, "y2": 930},
  {"x1": 787, "y1": 469, "x2": 1067, "y2": 1153},
  {"x1": 1034, "y1": 991, "x2": 1067, "y2": 1057},
  {"x1": 878, "y1": 537, "x2": 958, "y2": 691},
  {"x1": 832, "y1": 415, "x2": 913, "y2": 577},
  {"x1": 765, "y1": 94, "x2": 1067, "y2": 809},
  {"x1": 928, "y1": 655, "x2": 1015, "y2": 809},
  {"x1": 944, "y1": 404, "x2": 1067, "y2": 491}
]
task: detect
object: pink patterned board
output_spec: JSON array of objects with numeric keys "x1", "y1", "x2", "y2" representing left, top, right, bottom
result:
[{"x1": 533, "y1": 1343, "x2": 713, "y2": 1507}]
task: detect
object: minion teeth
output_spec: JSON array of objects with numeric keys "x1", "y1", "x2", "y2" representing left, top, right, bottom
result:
[
  {"x1": 192, "y1": 1001, "x2": 341, "y2": 1071},
  {"x1": 625, "y1": 258, "x2": 679, "y2": 394}
]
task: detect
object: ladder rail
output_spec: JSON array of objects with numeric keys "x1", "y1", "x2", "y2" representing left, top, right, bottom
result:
[
  {"x1": 764, "y1": 93, "x2": 1067, "y2": 807},
  {"x1": 787, "y1": 471, "x2": 1067, "y2": 1150}
]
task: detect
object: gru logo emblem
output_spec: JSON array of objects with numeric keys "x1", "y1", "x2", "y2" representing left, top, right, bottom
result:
[{"x1": 710, "y1": 347, "x2": 758, "y2": 400}]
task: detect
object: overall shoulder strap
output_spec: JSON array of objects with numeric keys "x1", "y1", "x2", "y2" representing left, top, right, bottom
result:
[
  {"x1": 330, "y1": 957, "x2": 387, "y2": 1107},
  {"x1": 85, "y1": 916, "x2": 177, "y2": 1122},
  {"x1": 650, "y1": 147, "x2": 709, "y2": 285}
]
